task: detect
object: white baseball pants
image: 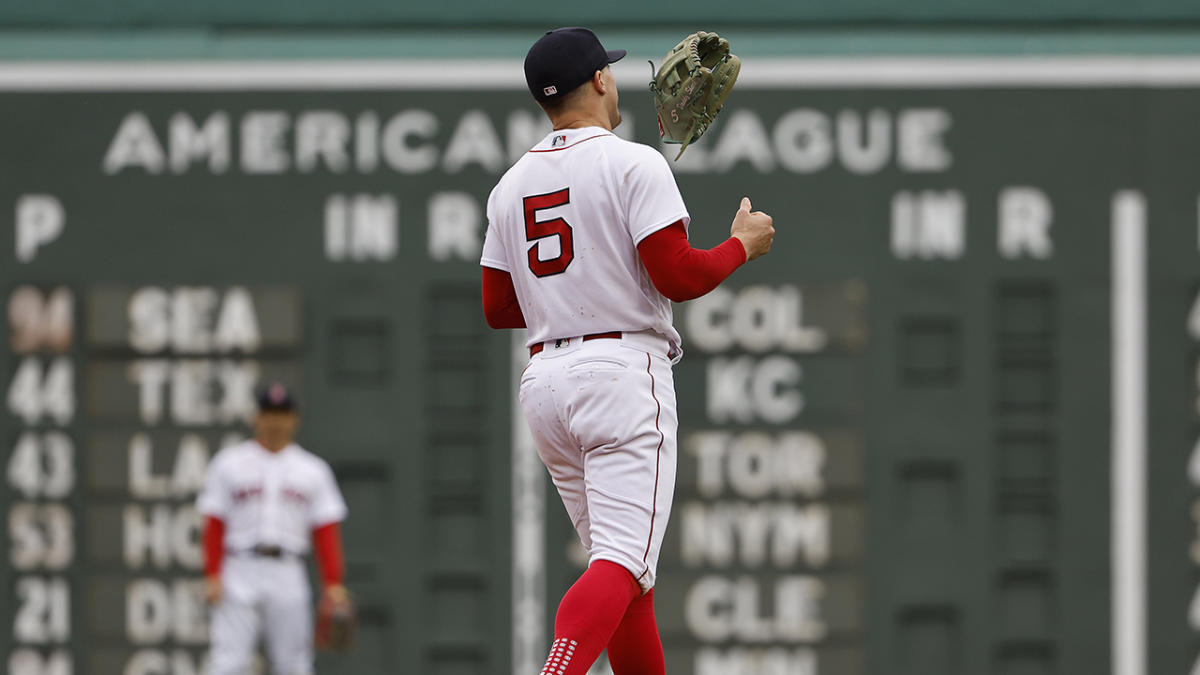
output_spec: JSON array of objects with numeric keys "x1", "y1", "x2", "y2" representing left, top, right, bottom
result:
[
  {"x1": 206, "y1": 555, "x2": 313, "y2": 675},
  {"x1": 519, "y1": 330, "x2": 679, "y2": 593}
]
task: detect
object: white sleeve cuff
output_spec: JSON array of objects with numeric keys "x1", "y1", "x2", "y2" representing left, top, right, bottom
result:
[{"x1": 631, "y1": 212, "x2": 690, "y2": 246}]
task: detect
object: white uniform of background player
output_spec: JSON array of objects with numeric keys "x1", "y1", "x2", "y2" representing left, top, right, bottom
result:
[{"x1": 197, "y1": 412, "x2": 347, "y2": 674}]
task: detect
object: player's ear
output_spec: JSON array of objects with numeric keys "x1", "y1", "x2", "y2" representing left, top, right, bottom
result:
[{"x1": 593, "y1": 69, "x2": 607, "y2": 95}]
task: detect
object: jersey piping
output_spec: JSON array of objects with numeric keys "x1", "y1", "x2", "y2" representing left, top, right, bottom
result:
[{"x1": 528, "y1": 132, "x2": 613, "y2": 153}]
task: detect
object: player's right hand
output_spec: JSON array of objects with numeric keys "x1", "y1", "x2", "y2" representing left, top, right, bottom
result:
[
  {"x1": 730, "y1": 197, "x2": 774, "y2": 261},
  {"x1": 323, "y1": 584, "x2": 351, "y2": 609},
  {"x1": 204, "y1": 575, "x2": 222, "y2": 605}
]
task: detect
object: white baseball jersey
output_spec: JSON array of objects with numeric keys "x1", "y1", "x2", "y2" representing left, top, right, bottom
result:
[
  {"x1": 487, "y1": 125, "x2": 693, "y2": 595},
  {"x1": 196, "y1": 440, "x2": 347, "y2": 554},
  {"x1": 480, "y1": 126, "x2": 690, "y2": 347}
]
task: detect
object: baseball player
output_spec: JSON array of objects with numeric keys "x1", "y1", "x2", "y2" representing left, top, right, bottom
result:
[
  {"x1": 197, "y1": 383, "x2": 350, "y2": 675},
  {"x1": 480, "y1": 27, "x2": 775, "y2": 675}
]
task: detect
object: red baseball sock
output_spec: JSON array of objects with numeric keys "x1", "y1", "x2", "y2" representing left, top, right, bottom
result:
[
  {"x1": 541, "y1": 560, "x2": 639, "y2": 675},
  {"x1": 606, "y1": 589, "x2": 664, "y2": 675}
]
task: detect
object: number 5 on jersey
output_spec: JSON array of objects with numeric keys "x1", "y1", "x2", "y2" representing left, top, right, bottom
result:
[{"x1": 524, "y1": 188, "x2": 574, "y2": 277}]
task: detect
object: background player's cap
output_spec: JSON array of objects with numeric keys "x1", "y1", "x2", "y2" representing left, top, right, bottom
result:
[
  {"x1": 257, "y1": 381, "x2": 297, "y2": 412},
  {"x1": 524, "y1": 27, "x2": 626, "y2": 103}
]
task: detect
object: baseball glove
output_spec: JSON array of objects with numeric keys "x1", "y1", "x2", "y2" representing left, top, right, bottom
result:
[
  {"x1": 314, "y1": 587, "x2": 357, "y2": 651},
  {"x1": 649, "y1": 31, "x2": 741, "y2": 159}
]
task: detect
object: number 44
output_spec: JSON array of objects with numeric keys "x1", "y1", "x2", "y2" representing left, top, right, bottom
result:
[{"x1": 6, "y1": 358, "x2": 73, "y2": 426}]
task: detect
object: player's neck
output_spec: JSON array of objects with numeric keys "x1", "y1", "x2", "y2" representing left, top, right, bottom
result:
[
  {"x1": 552, "y1": 116, "x2": 611, "y2": 132},
  {"x1": 255, "y1": 438, "x2": 289, "y2": 453}
]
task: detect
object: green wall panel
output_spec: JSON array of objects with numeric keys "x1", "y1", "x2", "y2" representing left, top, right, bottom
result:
[{"x1": 0, "y1": 60, "x2": 1196, "y2": 674}]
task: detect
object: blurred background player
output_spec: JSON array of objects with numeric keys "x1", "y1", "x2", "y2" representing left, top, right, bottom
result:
[
  {"x1": 197, "y1": 383, "x2": 350, "y2": 675},
  {"x1": 481, "y1": 27, "x2": 774, "y2": 675}
]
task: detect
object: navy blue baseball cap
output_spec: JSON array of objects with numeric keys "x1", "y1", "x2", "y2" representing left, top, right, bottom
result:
[
  {"x1": 257, "y1": 382, "x2": 297, "y2": 412},
  {"x1": 525, "y1": 27, "x2": 626, "y2": 103}
]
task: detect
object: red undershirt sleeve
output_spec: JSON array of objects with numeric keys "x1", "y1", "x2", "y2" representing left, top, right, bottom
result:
[
  {"x1": 312, "y1": 522, "x2": 345, "y2": 587},
  {"x1": 637, "y1": 221, "x2": 747, "y2": 303},
  {"x1": 203, "y1": 516, "x2": 225, "y2": 577},
  {"x1": 481, "y1": 266, "x2": 527, "y2": 329}
]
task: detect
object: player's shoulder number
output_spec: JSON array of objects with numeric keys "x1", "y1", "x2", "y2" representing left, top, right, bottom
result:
[{"x1": 523, "y1": 188, "x2": 574, "y2": 277}]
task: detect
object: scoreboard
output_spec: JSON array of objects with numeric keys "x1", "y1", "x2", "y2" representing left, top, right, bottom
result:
[{"x1": 0, "y1": 59, "x2": 1198, "y2": 675}]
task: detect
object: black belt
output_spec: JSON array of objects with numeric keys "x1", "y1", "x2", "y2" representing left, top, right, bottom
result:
[{"x1": 233, "y1": 545, "x2": 295, "y2": 558}]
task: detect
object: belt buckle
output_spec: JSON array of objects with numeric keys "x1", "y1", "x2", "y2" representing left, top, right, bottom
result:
[
  {"x1": 554, "y1": 338, "x2": 570, "y2": 349},
  {"x1": 254, "y1": 544, "x2": 283, "y2": 558}
]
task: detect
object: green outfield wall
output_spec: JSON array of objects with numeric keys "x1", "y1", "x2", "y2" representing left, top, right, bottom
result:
[
  {"x1": 0, "y1": 60, "x2": 1198, "y2": 675},
  {"x1": 2, "y1": 4, "x2": 1200, "y2": 675}
]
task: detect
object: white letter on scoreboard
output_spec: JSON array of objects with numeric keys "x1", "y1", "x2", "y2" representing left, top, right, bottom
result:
[
  {"x1": 169, "y1": 112, "x2": 230, "y2": 174},
  {"x1": 241, "y1": 111, "x2": 291, "y2": 174},
  {"x1": 15, "y1": 195, "x2": 65, "y2": 263},
  {"x1": 103, "y1": 112, "x2": 166, "y2": 175},
  {"x1": 295, "y1": 111, "x2": 351, "y2": 173},
  {"x1": 442, "y1": 110, "x2": 505, "y2": 174},
  {"x1": 890, "y1": 190, "x2": 965, "y2": 260},
  {"x1": 998, "y1": 187, "x2": 1054, "y2": 259},
  {"x1": 324, "y1": 194, "x2": 398, "y2": 262},
  {"x1": 428, "y1": 192, "x2": 482, "y2": 261},
  {"x1": 897, "y1": 108, "x2": 953, "y2": 172}
]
